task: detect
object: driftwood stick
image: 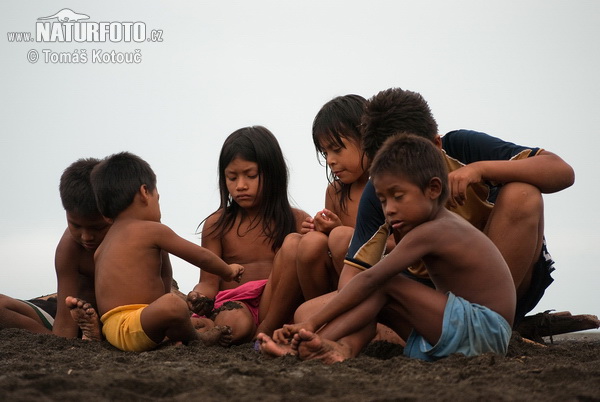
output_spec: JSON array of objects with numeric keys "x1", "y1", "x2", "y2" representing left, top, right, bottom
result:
[{"x1": 516, "y1": 311, "x2": 600, "y2": 341}]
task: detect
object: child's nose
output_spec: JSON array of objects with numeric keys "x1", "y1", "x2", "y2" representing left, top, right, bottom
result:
[
  {"x1": 236, "y1": 179, "x2": 248, "y2": 190},
  {"x1": 384, "y1": 203, "x2": 396, "y2": 217},
  {"x1": 81, "y1": 230, "x2": 94, "y2": 241}
]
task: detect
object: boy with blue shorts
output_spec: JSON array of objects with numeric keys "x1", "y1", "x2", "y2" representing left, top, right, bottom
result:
[{"x1": 261, "y1": 134, "x2": 516, "y2": 362}]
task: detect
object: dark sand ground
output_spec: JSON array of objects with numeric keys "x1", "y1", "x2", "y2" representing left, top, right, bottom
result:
[{"x1": 1, "y1": 328, "x2": 599, "y2": 401}]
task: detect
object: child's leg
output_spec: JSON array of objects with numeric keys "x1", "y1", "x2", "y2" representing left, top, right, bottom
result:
[
  {"x1": 328, "y1": 226, "x2": 354, "y2": 277},
  {"x1": 140, "y1": 293, "x2": 202, "y2": 344},
  {"x1": 297, "y1": 231, "x2": 336, "y2": 300},
  {"x1": 483, "y1": 182, "x2": 544, "y2": 307},
  {"x1": 0, "y1": 295, "x2": 52, "y2": 334},
  {"x1": 212, "y1": 302, "x2": 255, "y2": 344},
  {"x1": 297, "y1": 274, "x2": 448, "y2": 363},
  {"x1": 293, "y1": 291, "x2": 335, "y2": 323},
  {"x1": 256, "y1": 233, "x2": 304, "y2": 337}
]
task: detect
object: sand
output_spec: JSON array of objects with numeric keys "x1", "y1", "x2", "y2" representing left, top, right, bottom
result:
[{"x1": 1, "y1": 328, "x2": 599, "y2": 401}]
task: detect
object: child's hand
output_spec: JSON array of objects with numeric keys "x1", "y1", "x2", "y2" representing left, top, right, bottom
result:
[
  {"x1": 299, "y1": 216, "x2": 315, "y2": 235},
  {"x1": 186, "y1": 291, "x2": 215, "y2": 316},
  {"x1": 273, "y1": 321, "x2": 315, "y2": 343},
  {"x1": 313, "y1": 209, "x2": 342, "y2": 234},
  {"x1": 447, "y1": 165, "x2": 483, "y2": 207},
  {"x1": 224, "y1": 263, "x2": 244, "y2": 283},
  {"x1": 271, "y1": 328, "x2": 291, "y2": 344}
]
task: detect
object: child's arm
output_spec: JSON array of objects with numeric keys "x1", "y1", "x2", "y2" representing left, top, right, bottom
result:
[
  {"x1": 52, "y1": 230, "x2": 84, "y2": 338},
  {"x1": 293, "y1": 208, "x2": 313, "y2": 234},
  {"x1": 152, "y1": 222, "x2": 243, "y2": 282},
  {"x1": 160, "y1": 251, "x2": 173, "y2": 294},
  {"x1": 448, "y1": 150, "x2": 574, "y2": 206},
  {"x1": 316, "y1": 184, "x2": 344, "y2": 234},
  {"x1": 188, "y1": 214, "x2": 225, "y2": 315},
  {"x1": 280, "y1": 229, "x2": 428, "y2": 339}
]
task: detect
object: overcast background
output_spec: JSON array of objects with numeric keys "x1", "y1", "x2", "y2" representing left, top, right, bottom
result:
[{"x1": 1, "y1": 1, "x2": 598, "y2": 320}]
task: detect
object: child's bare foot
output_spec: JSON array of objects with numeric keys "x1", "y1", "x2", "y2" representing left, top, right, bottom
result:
[
  {"x1": 191, "y1": 315, "x2": 215, "y2": 331},
  {"x1": 65, "y1": 296, "x2": 102, "y2": 341},
  {"x1": 198, "y1": 325, "x2": 232, "y2": 347},
  {"x1": 293, "y1": 329, "x2": 349, "y2": 364},
  {"x1": 256, "y1": 333, "x2": 296, "y2": 357}
]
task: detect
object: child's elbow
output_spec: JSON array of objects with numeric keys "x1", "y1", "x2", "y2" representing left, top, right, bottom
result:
[
  {"x1": 564, "y1": 165, "x2": 575, "y2": 188},
  {"x1": 555, "y1": 163, "x2": 575, "y2": 191}
]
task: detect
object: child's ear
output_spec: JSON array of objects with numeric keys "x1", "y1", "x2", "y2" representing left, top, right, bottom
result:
[
  {"x1": 427, "y1": 177, "x2": 443, "y2": 200},
  {"x1": 138, "y1": 184, "x2": 150, "y2": 204}
]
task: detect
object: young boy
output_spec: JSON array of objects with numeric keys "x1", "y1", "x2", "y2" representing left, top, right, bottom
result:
[
  {"x1": 0, "y1": 158, "x2": 110, "y2": 339},
  {"x1": 260, "y1": 134, "x2": 516, "y2": 362},
  {"x1": 90, "y1": 151, "x2": 244, "y2": 352}
]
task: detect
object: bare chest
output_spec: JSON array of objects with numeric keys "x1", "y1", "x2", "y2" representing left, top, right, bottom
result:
[{"x1": 220, "y1": 227, "x2": 276, "y2": 264}]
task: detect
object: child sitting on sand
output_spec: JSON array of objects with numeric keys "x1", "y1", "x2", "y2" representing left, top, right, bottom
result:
[
  {"x1": 0, "y1": 158, "x2": 109, "y2": 339},
  {"x1": 186, "y1": 126, "x2": 308, "y2": 344},
  {"x1": 259, "y1": 134, "x2": 516, "y2": 362},
  {"x1": 89, "y1": 151, "x2": 243, "y2": 352},
  {"x1": 255, "y1": 95, "x2": 373, "y2": 338}
]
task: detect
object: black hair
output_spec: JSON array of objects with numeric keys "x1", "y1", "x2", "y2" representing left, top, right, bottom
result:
[
  {"x1": 202, "y1": 126, "x2": 296, "y2": 252},
  {"x1": 362, "y1": 88, "x2": 438, "y2": 162},
  {"x1": 91, "y1": 152, "x2": 157, "y2": 219},
  {"x1": 59, "y1": 158, "x2": 102, "y2": 216},
  {"x1": 370, "y1": 133, "x2": 448, "y2": 205},
  {"x1": 312, "y1": 94, "x2": 366, "y2": 213}
]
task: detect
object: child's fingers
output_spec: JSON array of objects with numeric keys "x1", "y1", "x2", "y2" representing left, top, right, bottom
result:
[
  {"x1": 272, "y1": 329, "x2": 288, "y2": 343},
  {"x1": 322, "y1": 209, "x2": 340, "y2": 222},
  {"x1": 301, "y1": 221, "x2": 314, "y2": 230}
]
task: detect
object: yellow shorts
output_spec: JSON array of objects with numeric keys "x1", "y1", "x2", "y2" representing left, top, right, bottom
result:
[{"x1": 100, "y1": 304, "x2": 158, "y2": 352}]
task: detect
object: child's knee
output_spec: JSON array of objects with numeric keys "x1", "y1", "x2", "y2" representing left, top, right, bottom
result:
[
  {"x1": 496, "y1": 182, "x2": 543, "y2": 221},
  {"x1": 328, "y1": 226, "x2": 353, "y2": 260},
  {"x1": 282, "y1": 232, "x2": 302, "y2": 250},
  {"x1": 212, "y1": 303, "x2": 255, "y2": 343},
  {"x1": 156, "y1": 293, "x2": 190, "y2": 323},
  {"x1": 0, "y1": 294, "x2": 11, "y2": 309},
  {"x1": 298, "y1": 231, "x2": 329, "y2": 262}
]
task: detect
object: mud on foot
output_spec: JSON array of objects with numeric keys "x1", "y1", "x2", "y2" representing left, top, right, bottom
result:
[
  {"x1": 198, "y1": 325, "x2": 233, "y2": 347},
  {"x1": 65, "y1": 296, "x2": 102, "y2": 342}
]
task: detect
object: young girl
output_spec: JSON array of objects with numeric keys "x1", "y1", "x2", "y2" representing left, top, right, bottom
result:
[
  {"x1": 255, "y1": 95, "x2": 373, "y2": 338},
  {"x1": 296, "y1": 94, "x2": 370, "y2": 299},
  {"x1": 187, "y1": 126, "x2": 309, "y2": 344}
]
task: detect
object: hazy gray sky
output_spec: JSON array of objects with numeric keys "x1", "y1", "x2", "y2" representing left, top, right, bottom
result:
[{"x1": 1, "y1": 1, "x2": 598, "y2": 319}]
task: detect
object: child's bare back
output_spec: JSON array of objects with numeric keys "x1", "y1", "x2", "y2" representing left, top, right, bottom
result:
[{"x1": 94, "y1": 218, "x2": 170, "y2": 316}]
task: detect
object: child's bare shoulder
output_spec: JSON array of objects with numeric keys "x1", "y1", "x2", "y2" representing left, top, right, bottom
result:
[
  {"x1": 292, "y1": 208, "x2": 310, "y2": 224},
  {"x1": 325, "y1": 181, "x2": 343, "y2": 203},
  {"x1": 203, "y1": 209, "x2": 224, "y2": 224},
  {"x1": 200, "y1": 209, "x2": 224, "y2": 235},
  {"x1": 113, "y1": 218, "x2": 169, "y2": 238},
  {"x1": 55, "y1": 228, "x2": 90, "y2": 261}
]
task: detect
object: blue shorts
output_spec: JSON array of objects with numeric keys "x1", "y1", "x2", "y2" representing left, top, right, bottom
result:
[
  {"x1": 402, "y1": 240, "x2": 555, "y2": 329},
  {"x1": 403, "y1": 292, "x2": 512, "y2": 362}
]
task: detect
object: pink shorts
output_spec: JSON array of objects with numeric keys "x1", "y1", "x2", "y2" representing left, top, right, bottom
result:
[{"x1": 212, "y1": 279, "x2": 268, "y2": 326}]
